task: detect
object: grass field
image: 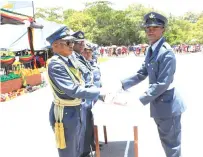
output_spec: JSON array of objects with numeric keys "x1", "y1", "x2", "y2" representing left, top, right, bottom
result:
[{"x1": 98, "y1": 57, "x2": 109, "y2": 63}]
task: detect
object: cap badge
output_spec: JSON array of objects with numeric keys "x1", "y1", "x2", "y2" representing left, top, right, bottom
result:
[
  {"x1": 78, "y1": 33, "x2": 84, "y2": 39},
  {"x1": 65, "y1": 29, "x2": 70, "y2": 36},
  {"x1": 149, "y1": 13, "x2": 155, "y2": 19}
]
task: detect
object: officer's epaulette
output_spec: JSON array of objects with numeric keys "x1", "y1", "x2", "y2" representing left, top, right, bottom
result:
[
  {"x1": 51, "y1": 55, "x2": 60, "y2": 60},
  {"x1": 162, "y1": 42, "x2": 172, "y2": 50},
  {"x1": 47, "y1": 55, "x2": 59, "y2": 65}
]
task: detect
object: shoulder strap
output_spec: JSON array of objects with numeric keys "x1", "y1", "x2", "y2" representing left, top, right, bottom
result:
[
  {"x1": 76, "y1": 54, "x2": 92, "y2": 72},
  {"x1": 162, "y1": 42, "x2": 173, "y2": 50},
  {"x1": 48, "y1": 56, "x2": 79, "y2": 85}
]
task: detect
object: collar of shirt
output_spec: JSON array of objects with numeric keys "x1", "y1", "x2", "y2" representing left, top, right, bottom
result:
[
  {"x1": 58, "y1": 54, "x2": 70, "y2": 62},
  {"x1": 151, "y1": 37, "x2": 163, "y2": 52},
  {"x1": 73, "y1": 51, "x2": 81, "y2": 57},
  {"x1": 74, "y1": 51, "x2": 86, "y2": 62},
  {"x1": 72, "y1": 51, "x2": 76, "y2": 56}
]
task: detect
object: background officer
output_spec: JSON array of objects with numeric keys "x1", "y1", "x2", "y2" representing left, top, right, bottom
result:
[
  {"x1": 71, "y1": 31, "x2": 98, "y2": 157},
  {"x1": 71, "y1": 31, "x2": 93, "y2": 87},
  {"x1": 46, "y1": 26, "x2": 105, "y2": 157},
  {"x1": 119, "y1": 12, "x2": 186, "y2": 157},
  {"x1": 82, "y1": 44, "x2": 102, "y2": 88}
]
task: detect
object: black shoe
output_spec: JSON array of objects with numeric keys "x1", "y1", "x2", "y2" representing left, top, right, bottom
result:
[
  {"x1": 84, "y1": 152, "x2": 95, "y2": 157},
  {"x1": 99, "y1": 143, "x2": 104, "y2": 148},
  {"x1": 80, "y1": 152, "x2": 90, "y2": 157},
  {"x1": 85, "y1": 154, "x2": 91, "y2": 157},
  {"x1": 92, "y1": 143, "x2": 104, "y2": 151}
]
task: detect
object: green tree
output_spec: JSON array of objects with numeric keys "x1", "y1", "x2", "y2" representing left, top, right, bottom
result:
[
  {"x1": 34, "y1": 1, "x2": 203, "y2": 45},
  {"x1": 193, "y1": 17, "x2": 203, "y2": 43},
  {"x1": 35, "y1": 7, "x2": 64, "y2": 23},
  {"x1": 63, "y1": 11, "x2": 96, "y2": 41}
]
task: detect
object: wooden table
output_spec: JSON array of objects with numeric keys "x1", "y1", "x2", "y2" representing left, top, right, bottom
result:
[
  {"x1": 93, "y1": 125, "x2": 139, "y2": 157},
  {"x1": 93, "y1": 104, "x2": 138, "y2": 157}
]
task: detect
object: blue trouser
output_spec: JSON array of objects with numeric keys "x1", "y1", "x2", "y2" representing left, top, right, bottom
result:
[
  {"x1": 49, "y1": 103, "x2": 84, "y2": 157},
  {"x1": 80, "y1": 102, "x2": 95, "y2": 156},
  {"x1": 154, "y1": 115, "x2": 182, "y2": 157}
]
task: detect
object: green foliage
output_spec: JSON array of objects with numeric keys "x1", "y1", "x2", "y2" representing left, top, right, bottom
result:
[
  {"x1": 0, "y1": 51, "x2": 15, "y2": 57},
  {"x1": 35, "y1": 1, "x2": 203, "y2": 45},
  {"x1": 0, "y1": 72, "x2": 21, "y2": 82},
  {"x1": 35, "y1": 7, "x2": 64, "y2": 23}
]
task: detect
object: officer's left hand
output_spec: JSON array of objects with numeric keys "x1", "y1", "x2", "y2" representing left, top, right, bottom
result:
[
  {"x1": 112, "y1": 95, "x2": 127, "y2": 106},
  {"x1": 111, "y1": 90, "x2": 128, "y2": 106},
  {"x1": 113, "y1": 92, "x2": 144, "y2": 109},
  {"x1": 104, "y1": 92, "x2": 117, "y2": 104}
]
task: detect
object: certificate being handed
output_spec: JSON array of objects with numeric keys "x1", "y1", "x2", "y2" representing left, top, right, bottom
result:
[{"x1": 111, "y1": 90, "x2": 128, "y2": 106}]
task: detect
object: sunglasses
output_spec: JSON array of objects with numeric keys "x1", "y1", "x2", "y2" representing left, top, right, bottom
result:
[
  {"x1": 58, "y1": 40, "x2": 74, "y2": 47},
  {"x1": 66, "y1": 40, "x2": 74, "y2": 46}
]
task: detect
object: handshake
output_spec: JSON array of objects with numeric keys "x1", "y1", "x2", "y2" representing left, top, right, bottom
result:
[
  {"x1": 98, "y1": 85, "x2": 143, "y2": 108},
  {"x1": 99, "y1": 88, "x2": 128, "y2": 106}
]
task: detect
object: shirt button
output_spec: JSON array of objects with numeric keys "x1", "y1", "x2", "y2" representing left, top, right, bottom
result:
[{"x1": 161, "y1": 99, "x2": 163, "y2": 101}]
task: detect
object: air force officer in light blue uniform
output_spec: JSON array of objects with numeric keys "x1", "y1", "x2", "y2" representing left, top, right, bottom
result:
[
  {"x1": 121, "y1": 12, "x2": 186, "y2": 157},
  {"x1": 46, "y1": 26, "x2": 104, "y2": 157}
]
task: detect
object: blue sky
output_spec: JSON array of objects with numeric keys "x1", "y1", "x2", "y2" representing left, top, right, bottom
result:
[{"x1": 1, "y1": 0, "x2": 203, "y2": 16}]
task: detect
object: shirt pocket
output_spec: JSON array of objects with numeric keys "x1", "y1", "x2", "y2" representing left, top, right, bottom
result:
[
  {"x1": 62, "y1": 107, "x2": 78, "y2": 128},
  {"x1": 156, "y1": 93, "x2": 173, "y2": 103},
  {"x1": 49, "y1": 106, "x2": 77, "y2": 127}
]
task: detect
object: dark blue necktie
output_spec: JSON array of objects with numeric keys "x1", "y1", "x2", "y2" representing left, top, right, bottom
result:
[{"x1": 148, "y1": 46, "x2": 153, "y2": 58}]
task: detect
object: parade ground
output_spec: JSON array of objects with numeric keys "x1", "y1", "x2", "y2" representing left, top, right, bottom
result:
[{"x1": 0, "y1": 52, "x2": 203, "y2": 157}]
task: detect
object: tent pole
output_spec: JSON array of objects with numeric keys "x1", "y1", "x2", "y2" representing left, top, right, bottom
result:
[{"x1": 32, "y1": 1, "x2": 35, "y2": 19}]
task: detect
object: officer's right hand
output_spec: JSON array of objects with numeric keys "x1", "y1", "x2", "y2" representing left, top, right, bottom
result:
[{"x1": 98, "y1": 87, "x2": 108, "y2": 102}]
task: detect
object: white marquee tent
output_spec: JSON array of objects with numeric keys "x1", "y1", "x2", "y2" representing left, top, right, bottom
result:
[{"x1": 0, "y1": 18, "x2": 65, "y2": 51}]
